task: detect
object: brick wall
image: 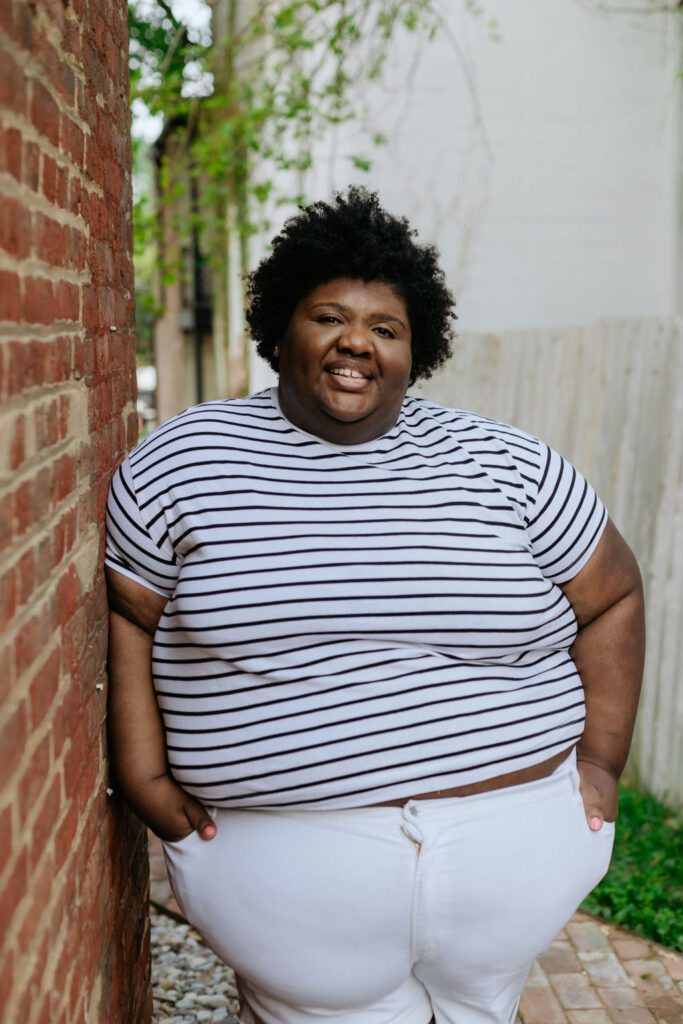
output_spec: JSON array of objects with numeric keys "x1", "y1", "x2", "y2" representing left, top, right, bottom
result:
[{"x1": 0, "y1": 0, "x2": 151, "y2": 1021}]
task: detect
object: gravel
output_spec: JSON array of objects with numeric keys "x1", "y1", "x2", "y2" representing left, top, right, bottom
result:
[{"x1": 151, "y1": 905, "x2": 242, "y2": 1024}]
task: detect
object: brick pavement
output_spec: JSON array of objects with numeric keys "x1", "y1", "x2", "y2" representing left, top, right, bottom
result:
[{"x1": 149, "y1": 834, "x2": 683, "y2": 1024}]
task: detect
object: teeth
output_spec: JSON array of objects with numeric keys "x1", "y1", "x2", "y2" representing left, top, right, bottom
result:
[{"x1": 330, "y1": 368, "x2": 365, "y2": 378}]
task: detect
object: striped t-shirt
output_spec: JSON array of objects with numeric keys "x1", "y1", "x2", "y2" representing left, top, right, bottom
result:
[{"x1": 105, "y1": 387, "x2": 607, "y2": 809}]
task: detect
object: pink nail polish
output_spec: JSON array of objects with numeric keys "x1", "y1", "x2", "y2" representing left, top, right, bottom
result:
[
  {"x1": 590, "y1": 817, "x2": 602, "y2": 831},
  {"x1": 203, "y1": 824, "x2": 216, "y2": 838}
]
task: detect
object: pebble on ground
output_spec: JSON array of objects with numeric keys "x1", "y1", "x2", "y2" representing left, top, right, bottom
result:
[{"x1": 151, "y1": 906, "x2": 241, "y2": 1024}]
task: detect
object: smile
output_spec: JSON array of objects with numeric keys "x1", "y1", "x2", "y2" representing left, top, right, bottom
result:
[{"x1": 329, "y1": 367, "x2": 367, "y2": 379}]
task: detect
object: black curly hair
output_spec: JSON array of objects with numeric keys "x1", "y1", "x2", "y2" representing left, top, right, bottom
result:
[{"x1": 246, "y1": 187, "x2": 456, "y2": 385}]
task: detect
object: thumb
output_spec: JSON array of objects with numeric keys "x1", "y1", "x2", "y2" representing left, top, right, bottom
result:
[
  {"x1": 184, "y1": 797, "x2": 217, "y2": 840},
  {"x1": 581, "y1": 790, "x2": 605, "y2": 831}
]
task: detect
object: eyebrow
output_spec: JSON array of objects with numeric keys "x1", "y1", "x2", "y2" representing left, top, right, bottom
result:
[{"x1": 310, "y1": 302, "x2": 407, "y2": 330}]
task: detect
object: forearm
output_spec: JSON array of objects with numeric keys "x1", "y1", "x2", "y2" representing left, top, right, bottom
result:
[
  {"x1": 105, "y1": 567, "x2": 216, "y2": 840},
  {"x1": 107, "y1": 609, "x2": 170, "y2": 808},
  {"x1": 572, "y1": 584, "x2": 645, "y2": 780}
]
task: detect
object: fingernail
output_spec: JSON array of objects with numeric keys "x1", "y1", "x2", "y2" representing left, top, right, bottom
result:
[
  {"x1": 590, "y1": 816, "x2": 602, "y2": 831},
  {"x1": 202, "y1": 824, "x2": 216, "y2": 838}
]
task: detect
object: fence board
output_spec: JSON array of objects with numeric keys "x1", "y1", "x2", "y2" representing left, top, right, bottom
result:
[{"x1": 417, "y1": 318, "x2": 683, "y2": 806}]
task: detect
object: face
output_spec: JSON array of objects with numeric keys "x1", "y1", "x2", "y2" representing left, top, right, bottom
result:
[{"x1": 277, "y1": 278, "x2": 412, "y2": 445}]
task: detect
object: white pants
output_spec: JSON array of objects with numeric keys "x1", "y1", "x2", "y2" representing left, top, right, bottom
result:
[{"x1": 163, "y1": 751, "x2": 614, "y2": 1024}]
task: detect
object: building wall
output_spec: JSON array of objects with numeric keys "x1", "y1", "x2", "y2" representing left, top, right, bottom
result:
[{"x1": 0, "y1": 0, "x2": 150, "y2": 1020}]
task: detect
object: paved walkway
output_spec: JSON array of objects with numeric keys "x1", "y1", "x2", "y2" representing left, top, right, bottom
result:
[{"x1": 149, "y1": 834, "x2": 683, "y2": 1024}]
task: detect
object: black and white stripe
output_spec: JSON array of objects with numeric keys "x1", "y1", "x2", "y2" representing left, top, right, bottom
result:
[{"x1": 105, "y1": 389, "x2": 606, "y2": 808}]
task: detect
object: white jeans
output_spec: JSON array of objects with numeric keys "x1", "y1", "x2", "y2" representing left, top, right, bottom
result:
[{"x1": 163, "y1": 751, "x2": 614, "y2": 1024}]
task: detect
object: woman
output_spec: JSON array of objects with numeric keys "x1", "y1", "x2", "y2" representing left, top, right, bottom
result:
[{"x1": 105, "y1": 188, "x2": 645, "y2": 1024}]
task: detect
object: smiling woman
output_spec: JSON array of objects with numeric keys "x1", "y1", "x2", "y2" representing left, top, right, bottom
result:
[
  {"x1": 277, "y1": 278, "x2": 413, "y2": 444},
  {"x1": 105, "y1": 188, "x2": 644, "y2": 1024}
]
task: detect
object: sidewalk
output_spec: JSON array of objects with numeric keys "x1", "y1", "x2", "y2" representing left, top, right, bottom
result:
[{"x1": 149, "y1": 834, "x2": 683, "y2": 1024}]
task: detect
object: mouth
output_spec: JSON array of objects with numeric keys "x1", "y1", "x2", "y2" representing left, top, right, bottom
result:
[
  {"x1": 328, "y1": 367, "x2": 368, "y2": 379},
  {"x1": 325, "y1": 363, "x2": 373, "y2": 392}
]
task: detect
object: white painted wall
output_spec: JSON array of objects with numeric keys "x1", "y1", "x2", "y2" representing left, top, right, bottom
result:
[{"x1": 251, "y1": 0, "x2": 681, "y2": 389}]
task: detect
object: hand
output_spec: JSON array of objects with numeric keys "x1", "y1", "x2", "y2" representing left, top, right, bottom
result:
[
  {"x1": 127, "y1": 773, "x2": 218, "y2": 842},
  {"x1": 576, "y1": 757, "x2": 618, "y2": 831}
]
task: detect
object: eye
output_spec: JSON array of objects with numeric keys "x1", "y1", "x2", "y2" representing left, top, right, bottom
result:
[
  {"x1": 373, "y1": 326, "x2": 396, "y2": 338},
  {"x1": 317, "y1": 314, "x2": 342, "y2": 324}
]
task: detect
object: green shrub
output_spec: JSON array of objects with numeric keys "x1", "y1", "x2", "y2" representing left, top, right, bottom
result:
[{"x1": 581, "y1": 781, "x2": 683, "y2": 951}]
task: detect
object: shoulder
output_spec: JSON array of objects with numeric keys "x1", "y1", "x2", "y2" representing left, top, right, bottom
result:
[
  {"x1": 402, "y1": 395, "x2": 544, "y2": 467},
  {"x1": 127, "y1": 390, "x2": 280, "y2": 471}
]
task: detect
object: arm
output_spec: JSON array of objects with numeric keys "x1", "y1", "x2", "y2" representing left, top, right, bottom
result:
[
  {"x1": 106, "y1": 566, "x2": 217, "y2": 841},
  {"x1": 560, "y1": 518, "x2": 645, "y2": 829}
]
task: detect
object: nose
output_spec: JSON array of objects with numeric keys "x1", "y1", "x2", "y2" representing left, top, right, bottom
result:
[{"x1": 337, "y1": 324, "x2": 372, "y2": 356}]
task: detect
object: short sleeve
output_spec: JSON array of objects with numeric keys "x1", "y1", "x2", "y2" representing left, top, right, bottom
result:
[
  {"x1": 525, "y1": 442, "x2": 607, "y2": 584},
  {"x1": 105, "y1": 456, "x2": 179, "y2": 598}
]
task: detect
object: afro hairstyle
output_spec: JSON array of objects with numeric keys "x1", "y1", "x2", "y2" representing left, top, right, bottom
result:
[{"x1": 246, "y1": 187, "x2": 456, "y2": 385}]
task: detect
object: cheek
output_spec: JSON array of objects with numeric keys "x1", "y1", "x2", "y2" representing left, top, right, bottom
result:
[{"x1": 386, "y1": 346, "x2": 412, "y2": 386}]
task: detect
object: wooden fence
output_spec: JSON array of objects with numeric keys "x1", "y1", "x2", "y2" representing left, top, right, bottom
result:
[{"x1": 417, "y1": 318, "x2": 683, "y2": 806}]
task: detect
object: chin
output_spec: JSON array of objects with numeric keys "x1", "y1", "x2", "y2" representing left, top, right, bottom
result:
[{"x1": 324, "y1": 402, "x2": 375, "y2": 424}]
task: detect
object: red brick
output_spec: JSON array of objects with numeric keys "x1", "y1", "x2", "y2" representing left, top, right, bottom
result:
[
  {"x1": 9, "y1": 414, "x2": 25, "y2": 470},
  {"x1": 0, "y1": 566, "x2": 17, "y2": 630},
  {"x1": 0, "y1": 273, "x2": 21, "y2": 322},
  {"x1": 69, "y1": 175, "x2": 84, "y2": 218},
  {"x1": 59, "y1": 61, "x2": 75, "y2": 107},
  {"x1": 13, "y1": 478, "x2": 32, "y2": 537},
  {"x1": 0, "y1": 49, "x2": 26, "y2": 113},
  {"x1": 63, "y1": 17, "x2": 82, "y2": 62},
  {"x1": 60, "y1": 115, "x2": 85, "y2": 165},
  {"x1": 53, "y1": 453, "x2": 76, "y2": 503},
  {"x1": 55, "y1": 280, "x2": 79, "y2": 321},
  {"x1": 23, "y1": 277, "x2": 55, "y2": 326},
  {"x1": 0, "y1": 126, "x2": 22, "y2": 180},
  {"x1": 0, "y1": 493, "x2": 12, "y2": 552},
  {"x1": 520, "y1": 985, "x2": 568, "y2": 1024},
  {"x1": 55, "y1": 162, "x2": 69, "y2": 208},
  {"x1": 0, "y1": 646, "x2": 13, "y2": 709},
  {"x1": 28, "y1": 647, "x2": 61, "y2": 726},
  {"x1": 29, "y1": 775, "x2": 61, "y2": 856},
  {"x1": 34, "y1": 211, "x2": 66, "y2": 266},
  {"x1": 33, "y1": 19, "x2": 62, "y2": 78},
  {"x1": 17, "y1": 732, "x2": 50, "y2": 827},
  {"x1": 17, "y1": 547, "x2": 35, "y2": 606},
  {"x1": 0, "y1": 847, "x2": 28, "y2": 938},
  {"x1": 613, "y1": 940, "x2": 653, "y2": 962},
  {"x1": 0, "y1": 803, "x2": 13, "y2": 873},
  {"x1": 41, "y1": 152, "x2": 57, "y2": 202},
  {"x1": 24, "y1": 139, "x2": 40, "y2": 191},
  {"x1": 663, "y1": 954, "x2": 683, "y2": 981},
  {"x1": 59, "y1": 394, "x2": 70, "y2": 438},
  {"x1": 14, "y1": 615, "x2": 39, "y2": 677},
  {"x1": 35, "y1": 534, "x2": 53, "y2": 587},
  {"x1": 35, "y1": 397, "x2": 59, "y2": 451},
  {"x1": 31, "y1": 79, "x2": 60, "y2": 147},
  {"x1": 56, "y1": 564, "x2": 79, "y2": 625},
  {"x1": 0, "y1": 701, "x2": 28, "y2": 787},
  {"x1": 32, "y1": 464, "x2": 53, "y2": 522},
  {"x1": 54, "y1": 799, "x2": 79, "y2": 873},
  {"x1": 9, "y1": 415, "x2": 25, "y2": 470},
  {"x1": 0, "y1": 196, "x2": 31, "y2": 259}
]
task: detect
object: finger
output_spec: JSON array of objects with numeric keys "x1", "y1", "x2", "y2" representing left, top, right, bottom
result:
[
  {"x1": 582, "y1": 795, "x2": 604, "y2": 831},
  {"x1": 184, "y1": 798, "x2": 217, "y2": 840}
]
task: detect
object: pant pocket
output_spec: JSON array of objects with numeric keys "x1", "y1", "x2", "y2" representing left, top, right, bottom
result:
[{"x1": 161, "y1": 830, "x2": 203, "y2": 922}]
